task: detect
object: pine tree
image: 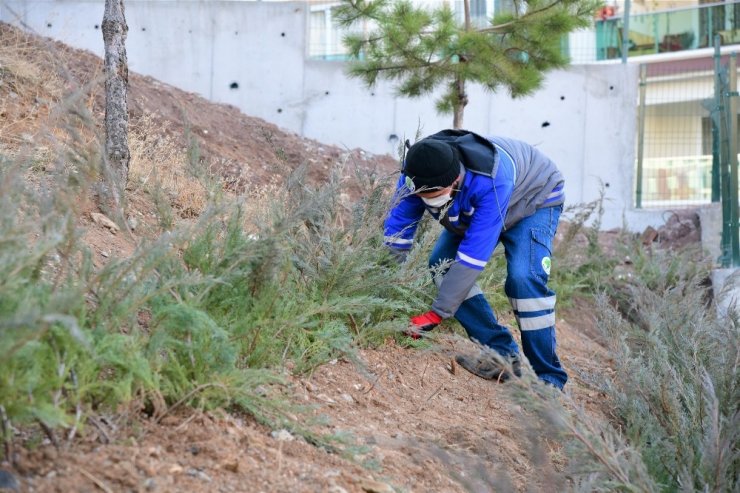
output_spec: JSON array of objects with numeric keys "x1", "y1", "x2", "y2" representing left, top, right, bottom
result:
[{"x1": 336, "y1": 0, "x2": 600, "y2": 128}]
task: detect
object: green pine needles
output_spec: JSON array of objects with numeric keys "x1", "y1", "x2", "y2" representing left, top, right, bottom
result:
[{"x1": 336, "y1": 0, "x2": 601, "y2": 127}]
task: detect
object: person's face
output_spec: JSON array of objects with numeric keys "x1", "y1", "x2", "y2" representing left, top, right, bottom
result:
[{"x1": 415, "y1": 176, "x2": 461, "y2": 199}]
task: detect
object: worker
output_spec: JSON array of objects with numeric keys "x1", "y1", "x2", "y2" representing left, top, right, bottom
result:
[{"x1": 383, "y1": 129, "x2": 567, "y2": 389}]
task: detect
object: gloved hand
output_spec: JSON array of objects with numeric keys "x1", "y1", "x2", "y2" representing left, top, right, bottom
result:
[{"x1": 405, "y1": 310, "x2": 442, "y2": 339}]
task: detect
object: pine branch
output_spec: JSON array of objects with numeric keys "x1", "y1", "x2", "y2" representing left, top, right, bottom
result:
[{"x1": 476, "y1": 0, "x2": 571, "y2": 34}]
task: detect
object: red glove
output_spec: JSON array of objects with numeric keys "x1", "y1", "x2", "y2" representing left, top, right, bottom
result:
[{"x1": 406, "y1": 310, "x2": 443, "y2": 339}]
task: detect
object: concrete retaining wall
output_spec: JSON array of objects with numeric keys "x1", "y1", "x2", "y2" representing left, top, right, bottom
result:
[{"x1": 1, "y1": 0, "x2": 668, "y2": 230}]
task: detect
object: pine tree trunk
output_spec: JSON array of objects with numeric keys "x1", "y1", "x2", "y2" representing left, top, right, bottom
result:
[
  {"x1": 453, "y1": 76, "x2": 466, "y2": 129},
  {"x1": 453, "y1": 0, "x2": 472, "y2": 129},
  {"x1": 101, "y1": 0, "x2": 130, "y2": 209}
]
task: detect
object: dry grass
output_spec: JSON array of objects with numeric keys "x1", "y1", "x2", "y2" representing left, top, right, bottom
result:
[
  {"x1": 128, "y1": 113, "x2": 209, "y2": 217},
  {"x1": 0, "y1": 25, "x2": 63, "y2": 147},
  {"x1": 1, "y1": 23, "x2": 208, "y2": 220}
]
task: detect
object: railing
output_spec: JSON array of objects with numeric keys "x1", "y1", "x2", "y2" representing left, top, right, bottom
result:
[
  {"x1": 310, "y1": 1, "x2": 740, "y2": 63},
  {"x1": 595, "y1": 1, "x2": 740, "y2": 61}
]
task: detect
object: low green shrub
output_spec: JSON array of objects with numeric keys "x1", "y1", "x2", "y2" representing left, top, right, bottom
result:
[{"x1": 0, "y1": 126, "x2": 433, "y2": 450}]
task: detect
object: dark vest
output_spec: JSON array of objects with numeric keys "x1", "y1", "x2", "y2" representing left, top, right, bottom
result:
[{"x1": 424, "y1": 130, "x2": 498, "y2": 178}]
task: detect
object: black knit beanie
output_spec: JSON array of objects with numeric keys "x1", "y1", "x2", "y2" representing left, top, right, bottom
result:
[{"x1": 403, "y1": 139, "x2": 460, "y2": 192}]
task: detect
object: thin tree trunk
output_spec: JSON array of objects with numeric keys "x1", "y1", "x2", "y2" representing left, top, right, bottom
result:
[
  {"x1": 453, "y1": 76, "x2": 466, "y2": 129},
  {"x1": 453, "y1": 0, "x2": 472, "y2": 129},
  {"x1": 101, "y1": 0, "x2": 130, "y2": 210}
]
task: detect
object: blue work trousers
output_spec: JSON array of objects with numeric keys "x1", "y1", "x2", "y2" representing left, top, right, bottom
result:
[{"x1": 429, "y1": 205, "x2": 568, "y2": 388}]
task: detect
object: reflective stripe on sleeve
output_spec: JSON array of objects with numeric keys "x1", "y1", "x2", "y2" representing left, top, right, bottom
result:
[
  {"x1": 517, "y1": 313, "x2": 556, "y2": 331},
  {"x1": 509, "y1": 296, "x2": 556, "y2": 312},
  {"x1": 457, "y1": 252, "x2": 487, "y2": 268},
  {"x1": 384, "y1": 236, "x2": 413, "y2": 245}
]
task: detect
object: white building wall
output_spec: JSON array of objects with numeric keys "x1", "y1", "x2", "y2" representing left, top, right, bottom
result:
[{"x1": 0, "y1": 0, "x2": 667, "y2": 231}]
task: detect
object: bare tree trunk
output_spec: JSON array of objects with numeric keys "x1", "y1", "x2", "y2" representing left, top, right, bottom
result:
[
  {"x1": 453, "y1": 76, "x2": 467, "y2": 129},
  {"x1": 453, "y1": 0, "x2": 472, "y2": 129},
  {"x1": 101, "y1": 0, "x2": 130, "y2": 210}
]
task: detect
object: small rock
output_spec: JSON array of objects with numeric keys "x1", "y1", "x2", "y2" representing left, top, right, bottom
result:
[
  {"x1": 100, "y1": 251, "x2": 110, "y2": 258},
  {"x1": 328, "y1": 486, "x2": 348, "y2": 493},
  {"x1": 41, "y1": 446, "x2": 58, "y2": 461},
  {"x1": 303, "y1": 381, "x2": 316, "y2": 392},
  {"x1": 143, "y1": 478, "x2": 156, "y2": 491},
  {"x1": 0, "y1": 470, "x2": 19, "y2": 491},
  {"x1": 186, "y1": 468, "x2": 212, "y2": 482},
  {"x1": 340, "y1": 393, "x2": 354, "y2": 403},
  {"x1": 640, "y1": 226, "x2": 658, "y2": 245},
  {"x1": 270, "y1": 429, "x2": 294, "y2": 442},
  {"x1": 222, "y1": 459, "x2": 239, "y2": 473},
  {"x1": 168, "y1": 464, "x2": 183, "y2": 474},
  {"x1": 189, "y1": 445, "x2": 200, "y2": 456},
  {"x1": 353, "y1": 383, "x2": 363, "y2": 390},
  {"x1": 360, "y1": 478, "x2": 394, "y2": 493},
  {"x1": 90, "y1": 212, "x2": 120, "y2": 233},
  {"x1": 127, "y1": 216, "x2": 138, "y2": 231},
  {"x1": 136, "y1": 458, "x2": 156, "y2": 477},
  {"x1": 329, "y1": 358, "x2": 338, "y2": 365}
]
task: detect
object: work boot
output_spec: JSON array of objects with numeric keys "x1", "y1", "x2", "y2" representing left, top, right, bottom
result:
[{"x1": 455, "y1": 352, "x2": 521, "y2": 382}]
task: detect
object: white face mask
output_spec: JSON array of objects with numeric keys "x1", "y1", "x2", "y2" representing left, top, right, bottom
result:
[{"x1": 421, "y1": 193, "x2": 452, "y2": 208}]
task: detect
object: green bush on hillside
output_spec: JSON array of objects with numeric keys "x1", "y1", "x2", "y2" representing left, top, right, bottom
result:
[{"x1": 0, "y1": 125, "x2": 436, "y2": 447}]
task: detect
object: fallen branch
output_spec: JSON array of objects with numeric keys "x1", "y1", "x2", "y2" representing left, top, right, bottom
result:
[
  {"x1": 0, "y1": 405, "x2": 12, "y2": 464},
  {"x1": 155, "y1": 383, "x2": 225, "y2": 424},
  {"x1": 79, "y1": 466, "x2": 113, "y2": 493}
]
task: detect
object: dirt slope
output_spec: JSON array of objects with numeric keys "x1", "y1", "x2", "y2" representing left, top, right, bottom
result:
[
  {"x1": 0, "y1": 22, "x2": 397, "y2": 193},
  {"x1": 12, "y1": 317, "x2": 610, "y2": 493},
  {"x1": 1, "y1": 22, "x2": 614, "y2": 493}
]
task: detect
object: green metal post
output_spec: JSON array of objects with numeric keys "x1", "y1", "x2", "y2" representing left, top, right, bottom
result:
[
  {"x1": 712, "y1": 97, "x2": 721, "y2": 203},
  {"x1": 636, "y1": 64, "x2": 647, "y2": 208},
  {"x1": 728, "y1": 53, "x2": 739, "y2": 266},
  {"x1": 653, "y1": 15, "x2": 659, "y2": 53},
  {"x1": 717, "y1": 35, "x2": 731, "y2": 267},
  {"x1": 621, "y1": 0, "x2": 631, "y2": 63}
]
